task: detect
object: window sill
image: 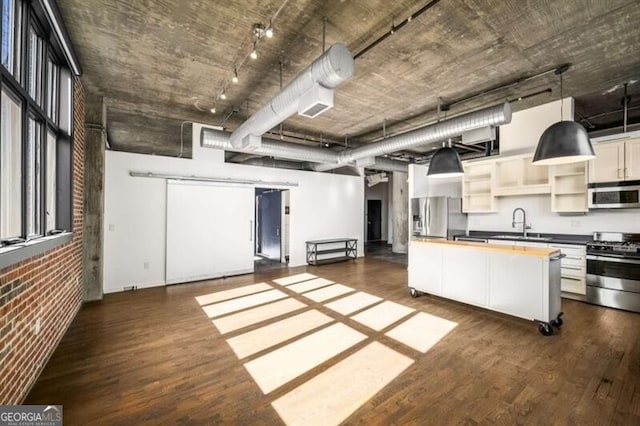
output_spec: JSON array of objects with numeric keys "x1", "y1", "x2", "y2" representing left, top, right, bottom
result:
[{"x1": 0, "y1": 232, "x2": 74, "y2": 270}]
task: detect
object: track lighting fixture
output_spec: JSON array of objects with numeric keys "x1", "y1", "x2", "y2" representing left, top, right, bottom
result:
[
  {"x1": 250, "y1": 43, "x2": 258, "y2": 59},
  {"x1": 220, "y1": 91, "x2": 227, "y2": 100},
  {"x1": 210, "y1": 107, "x2": 216, "y2": 114},
  {"x1": 265, "y1": 25, "x2": 273, "y2": 38},
  {"x1": 232, "y1": 66, "x2": 239, "y2": 84}
]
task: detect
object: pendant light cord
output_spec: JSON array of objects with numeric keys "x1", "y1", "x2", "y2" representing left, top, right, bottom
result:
[{"x1": 560, "y1": 73, "x2": 564, "y2": 120}]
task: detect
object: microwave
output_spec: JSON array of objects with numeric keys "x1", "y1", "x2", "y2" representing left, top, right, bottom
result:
[{"x1": 588, "y1": 180, "x2": 640, "y2": 209}]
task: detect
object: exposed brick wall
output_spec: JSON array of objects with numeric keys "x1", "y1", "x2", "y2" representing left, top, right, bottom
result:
[{"x1": 0, "y1": 78, "x2": 85, "y2": 404}]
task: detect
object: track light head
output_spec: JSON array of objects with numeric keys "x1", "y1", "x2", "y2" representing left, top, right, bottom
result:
[
  {"x1": 232, "y1": 66, "x2": 239, "y2": 83},
  {"x1": 210, "y1": 107, "x2": 216, "y2": 114},
  {"x1": 265, "y1": 27, "x2": 273, "y2": 38},
  {"x1": 250, "y1": 48, "x2": 257, "y2": 60},
  {"x1": 220, "y1": 92, "x2": 227, "y2": 100}
]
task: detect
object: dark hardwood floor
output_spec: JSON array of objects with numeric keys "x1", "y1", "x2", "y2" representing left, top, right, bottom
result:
[{"x1": 25, "y1": 258, "x2": 640, "y2": 424}]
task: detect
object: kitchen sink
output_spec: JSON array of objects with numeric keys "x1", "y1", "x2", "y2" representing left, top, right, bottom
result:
[{"x1": 491, "y1": 235, "x2": 552, "y2": 241}]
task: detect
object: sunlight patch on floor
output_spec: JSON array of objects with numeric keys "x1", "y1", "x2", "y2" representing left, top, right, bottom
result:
[
  {"x1": 273, "y1": 273, "x2": 317, "y2": 286},
  {"x1": 195, "y1": 282, "x2": 272, "y2": 306},
  {"x1": 351, "y1": 301, "x2": 415, "y2": 331},
  {"x1": 272, "y1": 342, "x2": 414, "y2": 426},
  {"x1": 226, "y1": 310, "x2": 333, "y2": 359},
  {"x1": 195, "y1": 272, "x2": 460, "y2": 425},
  {"x1": 302, "y1": 284, "x2": 355, "y2": 302},
  {"x1": 243, "y1": 323, "x2": 366, "y2": 394},
  {"x1": 286, "y1": 278, "x2": 334, "y2": 293},
  {"x1": 202, "y1": 289, "x2": 288, "y2": 318},
  {"x1": 385, "y1": 312, "x2": 458, "y2": 353},
  {"x1": 324, "y1": 292, "x2": 383, "y2": 315},
  {"x1": 212, "y1": 298, "x2": 307, "y2": 334}
]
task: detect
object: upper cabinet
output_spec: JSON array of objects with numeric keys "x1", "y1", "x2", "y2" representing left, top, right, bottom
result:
[
  {"x1": 462, "y1": 160, "x2": 496, "y2": 213},
  {"x1": 625, "y1": 138, "x2": 640, "y2": 180},
  {"x1": 493, "y1": 154, "x2": 550, "y2": 196},
  {"x1": 550, "y1": 161, "x2": 588, "y2": 213},
  {"x1": 589, "y1": 138, "x2": 640, "y2": 183}
]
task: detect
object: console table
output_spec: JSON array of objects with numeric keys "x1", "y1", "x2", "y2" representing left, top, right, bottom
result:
[{"x1": 305, "y1": 238, "x2": 358, "y2": 265}]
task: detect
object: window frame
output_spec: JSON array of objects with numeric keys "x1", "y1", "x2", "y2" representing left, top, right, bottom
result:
[{"x1": 0, "y1": 0, "x2": 75, "y2": 262}]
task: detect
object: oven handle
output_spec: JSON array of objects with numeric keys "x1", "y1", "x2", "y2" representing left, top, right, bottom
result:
[{"x1": 586, "y1": 254, "x2": 640, "y2": 264}]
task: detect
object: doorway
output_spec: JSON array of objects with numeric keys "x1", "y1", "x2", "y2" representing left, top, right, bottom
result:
[
  {"x1": 367, "y1": 199, "x2": 382, "y2": 241},
  {"x1": 255, "y1": 188, "x2": 289, "y2": 271}
]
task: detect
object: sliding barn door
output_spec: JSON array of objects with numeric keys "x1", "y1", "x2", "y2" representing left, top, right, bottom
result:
[{"x1": 166, "y1": 181, "x2": 254, "y2": 284}]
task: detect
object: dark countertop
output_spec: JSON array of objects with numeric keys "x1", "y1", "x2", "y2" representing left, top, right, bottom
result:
[{"x1": 454, "y1": 231, "x2": 592, "y2": 245}]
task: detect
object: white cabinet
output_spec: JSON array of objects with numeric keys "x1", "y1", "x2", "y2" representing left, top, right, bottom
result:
[
  {"x1": 489, "y1": 239, "x2": 587, "y2": 295},
  {"x1": 442, "y1": 247, "x2": 488, "y2": 307},
  {"x1": 549, "y1": 243, "x2": 586, "y2": 295},
  {"x1": 550, "y1": 162, "x2": 588, "y2": 213},
  {"x1": 493, "y1": 154, "x2": 550, "y2": 196},
  {"x1": 462, "y1": 160, "x2": 496, "y2": 213},
  {"x1": 408, "y1": 243, "x2": 443, "y2": 296},
  {"x1": 408, "y1": 241, "x2": 561, "y2": 325},
  {"x1": 589, "y1": 138, "x2": 640, "y2": 183},
  {"x1": 488, "y1": 252, "x2": 545, "y2": 321},
  {"x1": 626, "y1": 138, "x2": 640, "y2": 180}
]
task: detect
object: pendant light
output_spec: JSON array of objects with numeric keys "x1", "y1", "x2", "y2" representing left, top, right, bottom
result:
[
  {"x1": 427, "y1": 139, "x2": 464, "y2": 178},
  {"x1": 532, "y1": 65, "x2": 595, "y2": 165}
]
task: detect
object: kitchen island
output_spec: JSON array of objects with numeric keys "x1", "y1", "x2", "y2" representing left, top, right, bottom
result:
[{"x1": 408, "y1": 238, "x2": 563, "y2": 335}]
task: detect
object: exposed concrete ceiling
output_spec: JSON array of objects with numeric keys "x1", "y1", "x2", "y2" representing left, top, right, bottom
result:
[{"x1": 59, "y1": 0, "x2": 640, "y2": 159}]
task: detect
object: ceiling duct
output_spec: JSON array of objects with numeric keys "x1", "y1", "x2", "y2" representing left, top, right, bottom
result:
[
  {"x1": 311, "y1": 102, "x2": 512, "y2": 172},
  {"x1": 201, "y1": 102, "x2": 511, "y2": 173},
  {"x1": 461, "y1": 126, "x2": 496, "y2": 145},
  {"x1": 229, "y1": 43, "x2": 355, "y2": 149}
]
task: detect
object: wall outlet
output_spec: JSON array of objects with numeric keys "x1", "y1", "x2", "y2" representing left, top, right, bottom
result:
[
  {"x1": 108, "y1": 224, "x2": 115, "y2": 231},
  {"x1": 571, "y1": 220, "x2": 581, "y2": 228},
  {"x1": 34, "y1": 318, "x2": 41, "y2": 335},
  {"x1": 143, "y1": 261, "x2": 150, "y2": 270}
]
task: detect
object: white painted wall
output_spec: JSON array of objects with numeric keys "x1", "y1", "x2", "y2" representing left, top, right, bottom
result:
[
  {"x1": 364, "y1": 180, "x2": 389, "y2": 241},
  {"x1": 103, "y1": 124, "x2": 364, "y2": 293},
  {"x1": 468, "y1": 194, "x2": 640, "y2": 234},
  {"x1": 500, "y1": 98, "x2": 573, "y2": 154}
]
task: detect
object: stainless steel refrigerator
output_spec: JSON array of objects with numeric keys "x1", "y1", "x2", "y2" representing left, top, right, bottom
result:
[{"x1": 411, "y1": 196, "x2": 467, "y2": 239}]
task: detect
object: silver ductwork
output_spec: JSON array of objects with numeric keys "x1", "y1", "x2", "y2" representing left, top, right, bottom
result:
[
  {"x1": 312, "y1": 102, "x2": 511, "y2": 172},
  {"x1": 204, "y1": 129, "x2": 342, "y2": 164},
  {"x1": 201, "y1": 102, "x2": 511, "y2": 173},
  {"x1": 230, "y1": 43, "x2": 355, "y2": 149},
  {"x1": 237, "y1": 157, "x2": 309, "y2": 170}
]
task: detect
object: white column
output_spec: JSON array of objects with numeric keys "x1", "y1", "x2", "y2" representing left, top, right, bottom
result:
[{"x1": 392, "y1": 171, "x2": 409, "y2": 253}]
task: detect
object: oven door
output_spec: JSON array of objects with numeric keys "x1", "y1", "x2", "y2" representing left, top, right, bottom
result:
[{"x1": 586, "y1": 254, "x2": 640, "y2": 312}]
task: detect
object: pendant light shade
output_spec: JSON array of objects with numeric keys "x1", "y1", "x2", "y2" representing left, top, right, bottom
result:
[
  {"x1": 427, "y1": 147, "x2": 464, "y2": 178},
  {"x1": 532, "y1": 120, "x2": 595, "y2": 165}
]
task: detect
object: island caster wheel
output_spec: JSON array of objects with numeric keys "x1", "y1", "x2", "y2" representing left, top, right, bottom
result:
[
  {"x1": 409, "y1": 287, "x2": 420, "y2": 298},
  {"x1": 551, "y1": 312, "x2": 564, "y2": 328},
  {"x1": 538, "y1": 322, "x2": 554, "y2": 336}
]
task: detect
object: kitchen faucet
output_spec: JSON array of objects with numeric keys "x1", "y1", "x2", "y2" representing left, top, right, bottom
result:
[{"x1": 512, "y1": 207, "x2": 531, "y2": 237}]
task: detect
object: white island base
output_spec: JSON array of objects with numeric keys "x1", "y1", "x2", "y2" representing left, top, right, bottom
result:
[{"x1": 408, "y1": 239, "x2": 563, "y2": 335}]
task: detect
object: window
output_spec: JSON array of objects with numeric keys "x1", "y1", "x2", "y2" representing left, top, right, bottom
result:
[
  {"x1": 0, "y1": 86, "x2": 22, "y2": 239},
  {"x1": 26, "y1": 116, "x2": 42, "y2": 237},
  {"x1": 45, "y1": 129, "x2": 56, "y2": 231},
  {"x1": 1, "y1": 0, "x2": 22, "y2": 79},
  {"x1": 46, "y1": 55, "x2": 58, "y2": 122},
  {"x1": 28, "y1": 25, "x2": 44, "y2": 107},
  {"x1": 1, "y1": 0, "x2": 74, "y2": 248}
]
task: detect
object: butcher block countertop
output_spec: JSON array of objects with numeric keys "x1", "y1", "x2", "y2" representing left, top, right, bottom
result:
[{"x1": 411, "y1": 237, "x2": 560, "y2": 258}]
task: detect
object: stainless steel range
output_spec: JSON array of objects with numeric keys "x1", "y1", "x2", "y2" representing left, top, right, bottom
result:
[{"x1": 586, "y1": 232, "x2": 640, "y2": 313}]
